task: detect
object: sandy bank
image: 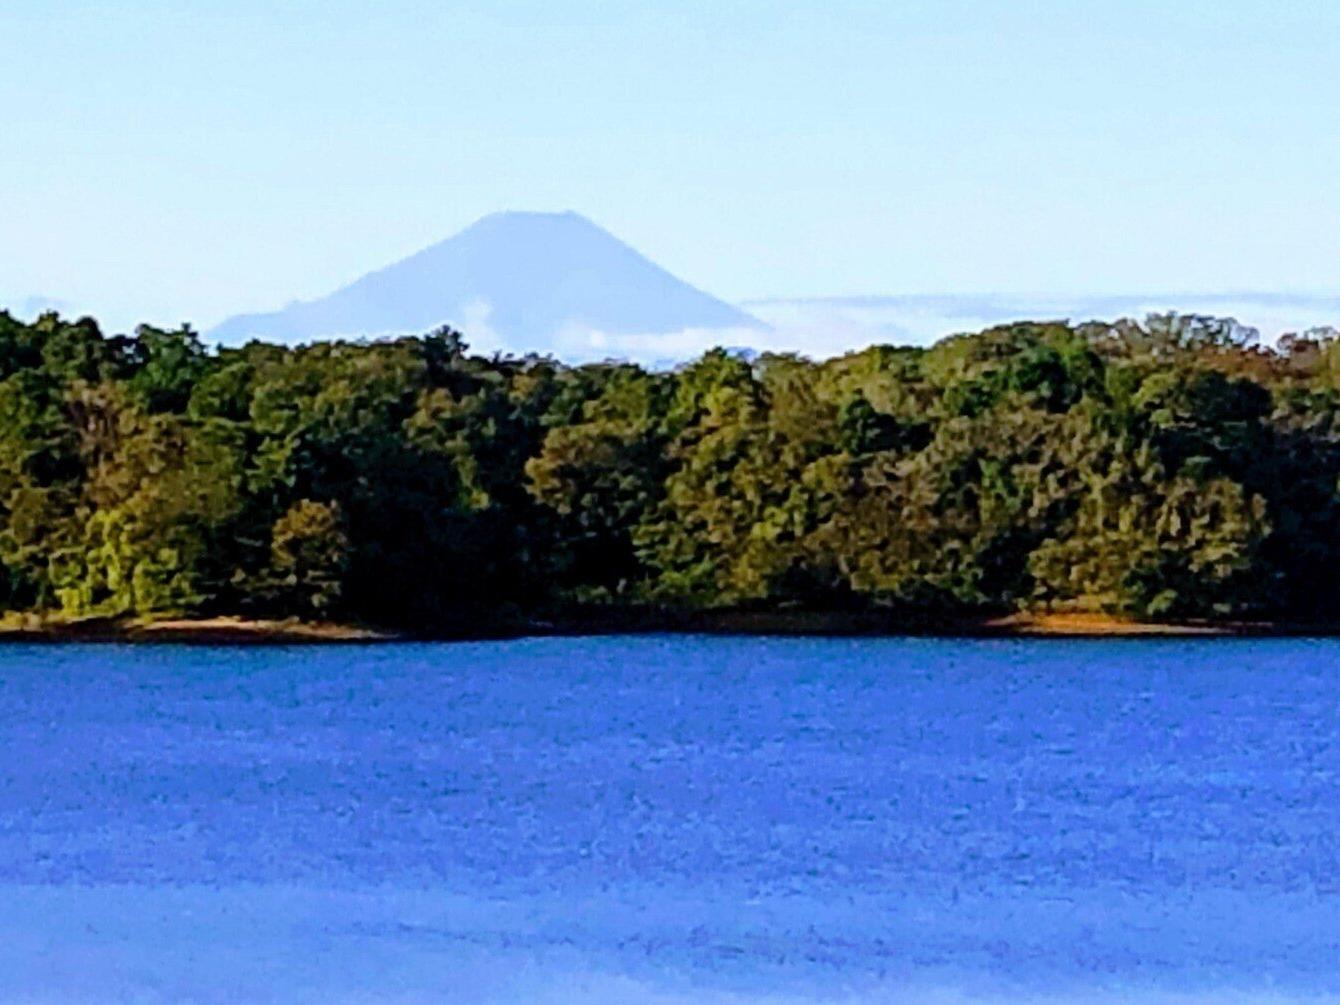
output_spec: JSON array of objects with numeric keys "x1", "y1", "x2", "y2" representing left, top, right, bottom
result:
[
  {"x1": 0, "y1": 616, "x2": 398, "y2": 645},
  {"x1": 0, "y1": 609, "x2": 1316, "y2": 643}
]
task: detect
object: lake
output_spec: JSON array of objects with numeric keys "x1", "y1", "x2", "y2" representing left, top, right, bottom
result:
[{"x1": 2, "y1": 636, "x2": 1339, "y2": 1002}]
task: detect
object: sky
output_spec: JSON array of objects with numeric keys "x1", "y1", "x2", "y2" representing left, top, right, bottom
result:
[{"x1": 2, "y1": 0, "x2": 1339, "y2": 334}]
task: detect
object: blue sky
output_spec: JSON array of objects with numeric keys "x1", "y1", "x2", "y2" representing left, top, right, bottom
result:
[{"x1": 2, "y1": 1, "x2": 1338, "y2": 332}]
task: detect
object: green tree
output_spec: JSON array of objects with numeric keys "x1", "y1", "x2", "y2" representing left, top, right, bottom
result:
[{"x1": 267, "y1": 499, "x2": 349, "y2": 617}]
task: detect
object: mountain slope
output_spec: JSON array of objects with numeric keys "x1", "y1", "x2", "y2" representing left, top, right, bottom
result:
[{"x1": 210, "y1": 211, "x2": 764, "y2": 352}]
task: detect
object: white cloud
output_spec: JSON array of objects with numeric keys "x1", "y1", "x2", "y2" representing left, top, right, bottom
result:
[
  {"x1": 484, "y1": 293, "x2": 1340, "y2": 368},
  {"x1": 744, "y1": 293, "x2": 1340, "y2": 353},
  {"x1": 456, "y1": 299, "x2": 511, "y2": 357}
]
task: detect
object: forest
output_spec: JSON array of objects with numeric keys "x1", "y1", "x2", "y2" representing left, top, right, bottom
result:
[{"x1": 2, "y1": 309, "x2": 1340, "y2": 631}]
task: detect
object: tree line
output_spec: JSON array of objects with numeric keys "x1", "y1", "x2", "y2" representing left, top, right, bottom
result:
[{"x1": 2, "y1": 309, "x2": 1339, "y2": 628}]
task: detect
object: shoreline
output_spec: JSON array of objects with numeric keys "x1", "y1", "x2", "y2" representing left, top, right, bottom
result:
[
  {"x1": 0, "y1": 616, "x2": 399, "y2": 645},
  {"x1": 0, "y1": 610, "x2": 1329, "y2": 644}
]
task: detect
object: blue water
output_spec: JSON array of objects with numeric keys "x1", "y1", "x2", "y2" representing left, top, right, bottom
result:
[{"x1": 3, "y1": 636, "x2": 1340, "y2": 1002}]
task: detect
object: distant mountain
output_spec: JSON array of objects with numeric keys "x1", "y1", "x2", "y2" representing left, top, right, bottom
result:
[{"x1": 210, "y1": 211, "x2": 765, "y2": 355}]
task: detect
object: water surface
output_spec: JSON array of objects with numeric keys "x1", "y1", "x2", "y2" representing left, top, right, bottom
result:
[{"x1": 3, "y1": 636, "x2": 1339, "y2": 1002}]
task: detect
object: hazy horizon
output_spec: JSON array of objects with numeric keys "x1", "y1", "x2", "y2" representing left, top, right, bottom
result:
[
  {"x1": 3, "y1": 1, "x2": 1339, "y2": 346},
  {"x1": 7, "y1": 211, "x2": 1339, "y2": 363}
]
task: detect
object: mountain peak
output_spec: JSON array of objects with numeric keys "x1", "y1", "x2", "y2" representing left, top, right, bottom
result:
[
  {"x1": 474, "y1": 208, "x2": 587, "y2": 223},
  {"x1": 211, "y1": 212, "x2": 763, "y2": 357},
  {"x1": 458, "y1": 209, "x2": 593, "y2": 235}
]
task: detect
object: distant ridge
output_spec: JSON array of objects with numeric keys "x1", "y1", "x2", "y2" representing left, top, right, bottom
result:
[{"x1": 210, "y1": 211, "x2": 765, "y2": 353}]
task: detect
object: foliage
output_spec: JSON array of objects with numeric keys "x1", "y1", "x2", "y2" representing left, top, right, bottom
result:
[
  {"x1": 265, "y1": 499, "x2": 349, "y2": 616},
  {"x1": 0, "y1": 307, "x2": 1337, "y2": 625}
]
